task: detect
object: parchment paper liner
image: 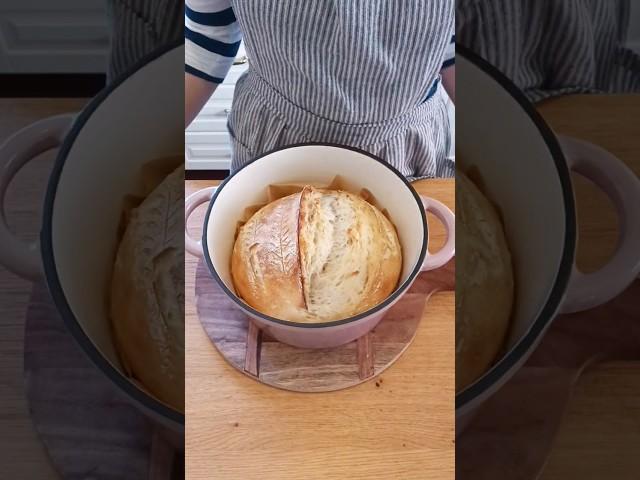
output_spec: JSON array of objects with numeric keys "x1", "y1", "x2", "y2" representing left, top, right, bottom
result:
[{"x1": 234, "y1": 175, "x2": 392, "y2": 241}]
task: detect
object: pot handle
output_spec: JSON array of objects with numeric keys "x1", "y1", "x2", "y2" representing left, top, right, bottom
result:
[
  {"x1": 559, "y1": 135, "x2": 640, "y2": 313},
  {"x1": 184, "y1": 187, "x2": 216, "y2": 257},
  {"x1": 0, "y1": 114, "x2": 74, "y2": 281},
  {"x1": 420, "y1": 196, "x2": 455, "y2": 271}
]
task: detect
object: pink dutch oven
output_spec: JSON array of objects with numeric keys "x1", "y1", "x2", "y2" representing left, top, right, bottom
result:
[
  {"x1": 185, "y1": 144, "x2": 456, "y2": 349},
  {"x1": 0, "y1": 44, "x2": 184, "y2": 433},
  {"x1": 456, "y1": 47, "x2": 640, "y2": 432}
]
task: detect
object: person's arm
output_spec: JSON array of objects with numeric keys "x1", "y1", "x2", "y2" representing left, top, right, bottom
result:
[
  {"x1": 184, "y1": 0, "x2": 242, "y2": 128},
  {"x1": 440, "y1": 31, "x2": 455, "y2": 104},
  {"x1": 441, "y1": 65, "x2": 455, "y2": 103},
  {"x1": 185, "y1": 73, "x2": 218, "y2": 128}
]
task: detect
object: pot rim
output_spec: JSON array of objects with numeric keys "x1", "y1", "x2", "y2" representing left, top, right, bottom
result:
[
  {"x1": 455, "y1": 46, "x2": 576, "y2": 410},
  {"x1": 40, "y1": 40, "x2": 185, "y2": 426},
  {"x1": 202, "y1": 143, "x2": 429, "y2": 329}
]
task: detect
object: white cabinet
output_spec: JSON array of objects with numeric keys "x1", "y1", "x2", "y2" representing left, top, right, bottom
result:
[{"x1": 0, "y1": 0, "x2": 109, "y2": 73}]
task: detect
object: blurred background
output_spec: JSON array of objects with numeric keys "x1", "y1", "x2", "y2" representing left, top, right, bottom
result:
[
  {"x1": 2, "y1": 2, "x2": 638, "y2": 74},
  {"x1": 0, "y1": 0, "x2": 108, "y2": 96},
  {"x1": 630, "y1": 2, "x2": 640, "y2": 52},
  {"x1": 1, "y1": 3, "x2": 184, "y2": 478},
  {"x1": 0, "y1": 0, "x2": 108, "y2": 73}
]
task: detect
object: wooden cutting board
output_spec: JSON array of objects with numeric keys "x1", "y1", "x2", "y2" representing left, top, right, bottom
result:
[{"x1": 194, "y1": 258, "x2": 454, "y2": 393}]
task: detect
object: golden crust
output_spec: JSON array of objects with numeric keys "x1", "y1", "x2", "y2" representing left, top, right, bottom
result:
[
  {"x1": 231, "y1": 190, "x2": 307, "y2": 320},
  {"x1": 231, "y1": 186, "x2": 402, "y2": 323},
  {"x1": 110, "y1": 165, "x2": 185, "y2": 412},
  {"x1": 455, "y1": 171, "x2": 514, "y2": 392}
]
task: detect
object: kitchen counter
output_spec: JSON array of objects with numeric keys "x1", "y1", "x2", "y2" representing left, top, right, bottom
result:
[{"x1": 185, "y1": 178, "x2": 455, "y2": 480}]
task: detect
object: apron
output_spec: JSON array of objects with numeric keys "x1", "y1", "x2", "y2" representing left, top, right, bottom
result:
[
  {"x1": 456, "y1": 0, "x2": 639, "y2": 103},
  {"x1": 106, "y1": 0, "x2": 184, "y2": 82},
  {"x1": 227, "y1": 0, "x2": 455, "y2": 179}
]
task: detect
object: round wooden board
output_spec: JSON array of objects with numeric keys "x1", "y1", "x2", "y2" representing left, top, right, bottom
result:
[
  {"x1": 195, "y1": 259, "x2": 455, "y2": 392},
  {"x1": 23, "y1": 283, "x2": 184, "y2": 480}
]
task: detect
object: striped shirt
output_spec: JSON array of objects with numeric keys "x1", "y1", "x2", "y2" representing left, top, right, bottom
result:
[{"x1": 184, "y1": 0, "x2": 242, "y2": 83}]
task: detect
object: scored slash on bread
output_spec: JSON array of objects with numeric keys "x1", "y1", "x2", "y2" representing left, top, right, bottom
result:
[{"x1": 231, "y1": 186, "x2": 402, "y2": 323}]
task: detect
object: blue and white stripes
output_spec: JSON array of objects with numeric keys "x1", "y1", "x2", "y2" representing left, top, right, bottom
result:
[
  {"x1": 443, "y1": 34, "x2": 455, "y2": 69},
  {"x1": 185, "y1": 0, "x2": 241, "y2": 83}
]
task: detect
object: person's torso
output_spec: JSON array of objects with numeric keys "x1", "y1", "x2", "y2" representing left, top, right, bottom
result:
[{"x1": 231, "y1": 0, "x2": 453, "y2": 123}]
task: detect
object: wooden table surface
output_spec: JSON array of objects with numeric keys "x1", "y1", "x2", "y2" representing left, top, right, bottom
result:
[{"x1": 185, "y1": 179, "x2": 455, "y2": 480}]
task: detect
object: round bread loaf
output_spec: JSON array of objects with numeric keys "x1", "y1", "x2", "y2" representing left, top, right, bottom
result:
[
  {"x1": 456, "y1": 171, "x2": 514, "y2": 392},
  {"x1": 110, "y1": 165, "x2": 184, "y2": 411},
  {"x1": 231, "y1": 186, "x2": 402, "y2": 323}
]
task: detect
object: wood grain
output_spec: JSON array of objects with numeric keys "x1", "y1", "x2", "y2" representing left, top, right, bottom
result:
[
  {"x1": 185, "y1": 178, "x2": 455, "y2": 480},
  {"x1": 149, "y1": 429, "x2": 180, "y2": 480},
  {"x1": 356, "y1": 333, "x2": 375, "y2": 380},
  {"x1": 540, "y1": 362, "x2": 640, "y2": 480},
  {"x1": 243, "y1": 321, "x2": 261, "y2": 377}
]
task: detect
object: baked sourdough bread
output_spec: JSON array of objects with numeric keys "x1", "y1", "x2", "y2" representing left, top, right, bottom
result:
[
  {"x1": 456, "y1": 171, "x2": 514, "y2": 392},
  {"x1": 110, "y1": 165, "x2": 184, "y2": 411},
  {"x1": 231, "y1": 186, "x2": 402, "y2": 323}
]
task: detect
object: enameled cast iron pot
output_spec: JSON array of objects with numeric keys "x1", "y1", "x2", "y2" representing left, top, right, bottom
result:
[
  {"x1": 0, "y1": 44, "x2": 184, "y2": 432},
  {"x1": 185, "y1": 144, "x2": 456, "y2": 349},
  {"x1": 456, "y1": 47, "x2": 640, "y2": 432}
]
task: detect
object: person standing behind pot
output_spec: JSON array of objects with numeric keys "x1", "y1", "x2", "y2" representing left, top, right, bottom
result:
[{"x1": 185, "y1": 1, "x2": 456, "y2": 180}]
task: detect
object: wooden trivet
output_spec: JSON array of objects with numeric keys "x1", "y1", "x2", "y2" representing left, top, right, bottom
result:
[
  {"x1": 23, "y1": 283, "x2": 184, "y2": 480},
  {"x1": 195, "y1": 259, "x2": 454, "y2": 392}
]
